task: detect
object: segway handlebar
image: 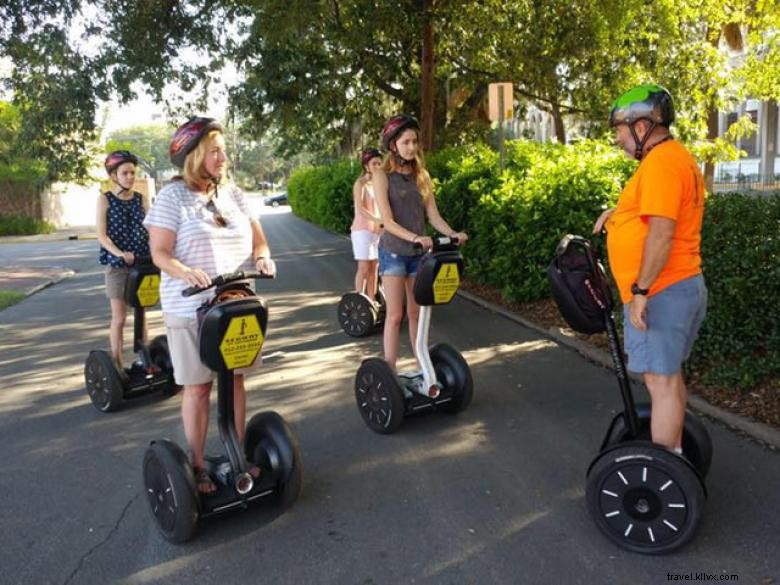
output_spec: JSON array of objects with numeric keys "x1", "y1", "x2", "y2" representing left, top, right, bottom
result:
[
  {"x1": 181, "y1": 270, "x2": 275, "y2": 297},
  {"x1": 412, "y1": 234, "x2": 460, "y2": 252}
]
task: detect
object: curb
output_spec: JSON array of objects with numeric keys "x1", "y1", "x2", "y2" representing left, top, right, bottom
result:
[
  {"x1": 457, "y1": 288, "x2": 780, "y2": 451},
  {"x1": 25, "y1": 270, "x2": 76, "y2": 296}
]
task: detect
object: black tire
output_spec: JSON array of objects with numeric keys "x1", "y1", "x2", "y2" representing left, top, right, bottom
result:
[
  {"x1": 354, "y1": 358, "x2": 405, "y2": 433},
  {"x1": 142, "y1": 440, "x2": 199, "y2": 544},
  {"x1": 245, "y1": 411, "x2": 303, "y2": 509},
  {"x1": 586, "y1": 442, "x2": 705, "y2": 554},
  {"x1": 337, "y1": 293, "x2": 378, "y2": 337},
  {"x1": 84, "y1": 350, "x2": 125, "y2": 412},
  {"x1": 149, "y1": 335, "x2": 182, "y2": 397},
  {"x1": 603, "y1": 404, "x2": 713, "y2": 478},
  {"x1": 429, "y1": 343, "x2": 473, "y2": 413}
]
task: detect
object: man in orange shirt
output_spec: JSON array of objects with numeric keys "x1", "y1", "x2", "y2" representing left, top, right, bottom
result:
[{"x1": 593, "y1": 84, "x2": 707, "y2": 453}]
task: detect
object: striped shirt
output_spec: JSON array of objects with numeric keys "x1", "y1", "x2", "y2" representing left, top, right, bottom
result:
[{"x1": 143, "y1": 181, "x2": 254, "y2": 317}]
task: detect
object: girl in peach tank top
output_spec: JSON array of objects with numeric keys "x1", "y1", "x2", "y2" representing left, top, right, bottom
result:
[{"x1": 350, "y1": 148, "x2": 383, "y2": 298}]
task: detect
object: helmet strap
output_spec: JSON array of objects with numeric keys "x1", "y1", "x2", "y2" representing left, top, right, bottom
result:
[
  {"x1": 393, "y1": 151, "x2": 415, "y2": 167},
  {"x1": 629, "y1": 120, "x2": 658, "y2": 160},
  {"x1": 111, "y1": 177, "x2": 132, "y2": 195}
]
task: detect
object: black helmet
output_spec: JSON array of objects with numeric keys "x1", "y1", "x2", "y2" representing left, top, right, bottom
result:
[
  {"x1": 169, "y1": 117, "x2": 224, "y2": 168},
  {"x1": 381, "y1": 115, "x2": 420, "y2": 150},
  {"x1": 104, "y1": 150, "x2": 138, "y2": 175},
  {"x1": 609, "y1": 84, "x2": 675, "y2": 128}
]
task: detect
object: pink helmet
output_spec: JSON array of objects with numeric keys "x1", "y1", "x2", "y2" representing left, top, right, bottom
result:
[
  {"x1": 169, "y1": 117, "x2": 223, "y2": 168},
  {"x1": 381, "y1": 115, "x2": 419, "y2": 150}
]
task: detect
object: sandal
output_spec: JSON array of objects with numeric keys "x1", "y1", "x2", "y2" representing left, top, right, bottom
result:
[{"x1": 194, "y1": 467, "x2": 217, "y2": 495}]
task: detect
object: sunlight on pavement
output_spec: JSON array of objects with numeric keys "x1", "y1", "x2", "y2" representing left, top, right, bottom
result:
[
  {"x1": 461, "y1": 339, "x2": 557, "y2": 368},
  {"x1": 422, "y1": 509, "x2": 550, "y2": 579}
]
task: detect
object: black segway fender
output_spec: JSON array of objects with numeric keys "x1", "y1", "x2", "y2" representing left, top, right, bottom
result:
[
  {"x1": 429, "y1": 342, "x2": 473, "y2": 413},
  {"x1": 599, "y1": 403, "x2": 713, "y2": 478},
  {"x1": 149, "y1": 335, "x2": 181, "y2": 397},
  {"x1": 245, "y1": 411, "x2": 303, "y2": 508}
]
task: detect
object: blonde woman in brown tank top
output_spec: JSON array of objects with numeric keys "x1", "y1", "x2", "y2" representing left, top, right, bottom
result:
[{"x1": 372, "y1": 115, "x2": 468, "y2": 371}]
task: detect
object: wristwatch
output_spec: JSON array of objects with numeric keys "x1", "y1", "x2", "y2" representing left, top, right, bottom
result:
[{"x1": 631, "y1": 282, "x2": 650, "y2": 296}]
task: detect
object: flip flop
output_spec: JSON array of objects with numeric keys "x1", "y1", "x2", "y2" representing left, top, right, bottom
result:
[{"x1": 194, "y1": 467, "x2": 217, "y2": 495}]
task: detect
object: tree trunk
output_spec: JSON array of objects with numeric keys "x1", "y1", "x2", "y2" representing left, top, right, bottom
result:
[
  {"x1": 704, "y1": 106, "x2": 719, "y2": 192},
  {"x1": 760, "y1": 99, "x2": 778, "y2": 186},
  {"x1": 551, "y1": 102, "x2": 566, "y2": 144},
  {"x1": 420, "y1": 0, "x2": 435, "y2": 152}
]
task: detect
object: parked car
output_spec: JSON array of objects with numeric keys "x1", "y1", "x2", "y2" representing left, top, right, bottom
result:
[{"x1": 265, "y1": 192, "x2": 289, "y2": 206}]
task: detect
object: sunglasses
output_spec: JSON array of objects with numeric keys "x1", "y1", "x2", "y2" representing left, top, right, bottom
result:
[{"x1": 205, "y1": 199, "x2": 227, "y2": 227}]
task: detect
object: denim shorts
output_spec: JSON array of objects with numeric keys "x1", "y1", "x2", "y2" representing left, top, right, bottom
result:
[
  {"x1": 378, "y1": 247, "x2": 422, "y2": 277},
  {"x1": 623, "y1": 274, "x2": 707, "y2": 375}
]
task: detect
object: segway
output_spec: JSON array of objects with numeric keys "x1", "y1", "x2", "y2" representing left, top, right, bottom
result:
[
  {"x1": 142, "y1": 271, "x2": 303, "y2": 543},
  {"x1": 547, "y1": 235, "x2": 712, "y2": 554},
  {"x1": 85, "y1": 258, "x2": 178, "y2": 412},
  {"x1": 354, "y1": 236, "x2": 473, "y2": 434},
  {"x1": 337, "y1": 277, "x2": 386, "y2": 337}
]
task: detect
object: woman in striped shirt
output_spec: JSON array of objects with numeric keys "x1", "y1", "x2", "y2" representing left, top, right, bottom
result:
[{"x1": 145, "y1": 117, "x2": 275, "y2": 495}]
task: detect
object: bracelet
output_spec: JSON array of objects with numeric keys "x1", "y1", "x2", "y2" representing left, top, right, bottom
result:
[{"x1": 254, "y1": 255, "x2": 268, "y2": 262}]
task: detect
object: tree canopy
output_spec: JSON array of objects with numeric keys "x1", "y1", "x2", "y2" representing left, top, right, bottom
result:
[{"x1": 1, "y1": 0, "x2": 778, "y2": 181}]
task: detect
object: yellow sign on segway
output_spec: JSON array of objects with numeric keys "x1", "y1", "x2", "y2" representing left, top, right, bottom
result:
[
  {"x1": 219, "y1": 315, "x2": 265, "y2": 369},
  {"x1": 432, "y1": 262, "x2": 460, "y2": 304},
  {"x1": 136, "y1": 274, "x2": 160, "y2": 307}
]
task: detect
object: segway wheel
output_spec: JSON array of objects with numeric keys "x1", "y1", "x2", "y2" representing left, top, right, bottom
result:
[
  {"x1": 245, "y1": 411, "x2": 303, "y2": 509},
  {"x1": 149, "y1": 335, "x2": 182, "y2": 397},
  {"x1": 84, "y1": 350, "x2": 125, "y2": 412},
  {"x1": 429, "y1": 343, "x2": 473, "y2": 413},
  {"x1": 586, "y1": 442, "x2": 705, "y2": 554},
  {"x1": 354, "y1": 358, "x2": 405, "y2": 434},
  {"x1": 142, "y1": 440, "x2": 199, "y2": 544},
  {"x1": 338, "y1": 292, "x2": 377, "y2": 337}
]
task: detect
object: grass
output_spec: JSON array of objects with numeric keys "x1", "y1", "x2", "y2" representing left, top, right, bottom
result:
[{"x1": 0, "y1": 290, "x2": 25, "y2": 310}]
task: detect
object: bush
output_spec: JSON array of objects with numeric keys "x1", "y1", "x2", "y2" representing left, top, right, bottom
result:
[
  {"x1": 0, "y1": 214, "x2": 55, "y2": 236},
  {"x1": 689, "y1": 191, "x2": 780, "y2": 388},
  {"x1": 287, "y1": 160, "x2": 359, "y2": 234},
  {"x1": 433, "y1": 139, "x2": 635, "y2": 302}
]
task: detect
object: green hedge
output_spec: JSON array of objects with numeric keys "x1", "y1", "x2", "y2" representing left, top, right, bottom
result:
[
  {"x1": 284, "y1": 139, "x2": 779, "y2": 391},
  {"x1": 287, "y1": 160, "x2": 359, "y2": 234},
  {"x1": 689, "y1": 192, "x2": 780, "y2": 387},
  {"x1": 429, "y1": 139, "x2": 635, "y2": 301},
  {"x1": 0, "y1": 214, "x2": 55, "y2": 236}
]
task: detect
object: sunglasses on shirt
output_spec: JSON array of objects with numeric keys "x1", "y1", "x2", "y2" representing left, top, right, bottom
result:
[{"x1": 205, "y1": 199, "x2": 227, "y2": 227}]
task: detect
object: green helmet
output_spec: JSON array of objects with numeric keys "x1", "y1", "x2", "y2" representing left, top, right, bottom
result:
[{"x1": 609, "y1": 84, "x2": 675, "y2": 128}]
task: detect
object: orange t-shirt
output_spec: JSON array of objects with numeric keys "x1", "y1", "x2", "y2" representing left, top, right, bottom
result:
[{"x1": 606, "y1": 140, "x2": 705, "y2": 303}]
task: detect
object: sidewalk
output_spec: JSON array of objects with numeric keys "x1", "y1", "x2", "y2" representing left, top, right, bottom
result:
[{"x1": 0, "y1": 226, "x2": 94, "y2": 295}]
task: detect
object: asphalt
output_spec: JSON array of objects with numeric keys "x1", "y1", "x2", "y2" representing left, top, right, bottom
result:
[{"x1": 0, "y1": 226, "x2": 94, "y2": 295}]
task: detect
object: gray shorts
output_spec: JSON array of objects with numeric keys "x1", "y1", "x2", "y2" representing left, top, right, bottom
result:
[
  {"x1": 164, "y1": 313, "x2": 260, "y2": 386},
  {"x1": 623, "y1": 274, "x2": 707, "y2": 375},
  {"x1": 105, "y1": 266, "x2": 129, "y2": 300}
]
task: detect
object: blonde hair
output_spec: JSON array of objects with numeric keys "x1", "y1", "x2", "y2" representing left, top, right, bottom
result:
[
  {"x1": 182, "y1": 130, "x2": 225, "y2": 191},
  {"x1": 382, "y1": 149, "x2": 433, "y2": 202}
]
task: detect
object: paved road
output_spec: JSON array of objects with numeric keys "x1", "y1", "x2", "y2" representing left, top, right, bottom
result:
[{"x1": 0, "y1": 203, "x2": 777, "y2": 585}]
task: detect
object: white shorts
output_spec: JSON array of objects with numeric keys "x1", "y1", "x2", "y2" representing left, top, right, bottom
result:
[{"x1": 351, "y1": 230, "x2": 380, "y2": 260}]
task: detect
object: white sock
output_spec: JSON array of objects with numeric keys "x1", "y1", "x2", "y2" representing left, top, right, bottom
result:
[{"x1": 673, "y1": 447, "x2": 683, "y2": 455}]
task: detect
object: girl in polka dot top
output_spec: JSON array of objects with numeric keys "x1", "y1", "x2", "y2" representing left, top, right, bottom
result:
[{"x1": 96, "y1": 150, "x2": 151, "y2": 369}]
